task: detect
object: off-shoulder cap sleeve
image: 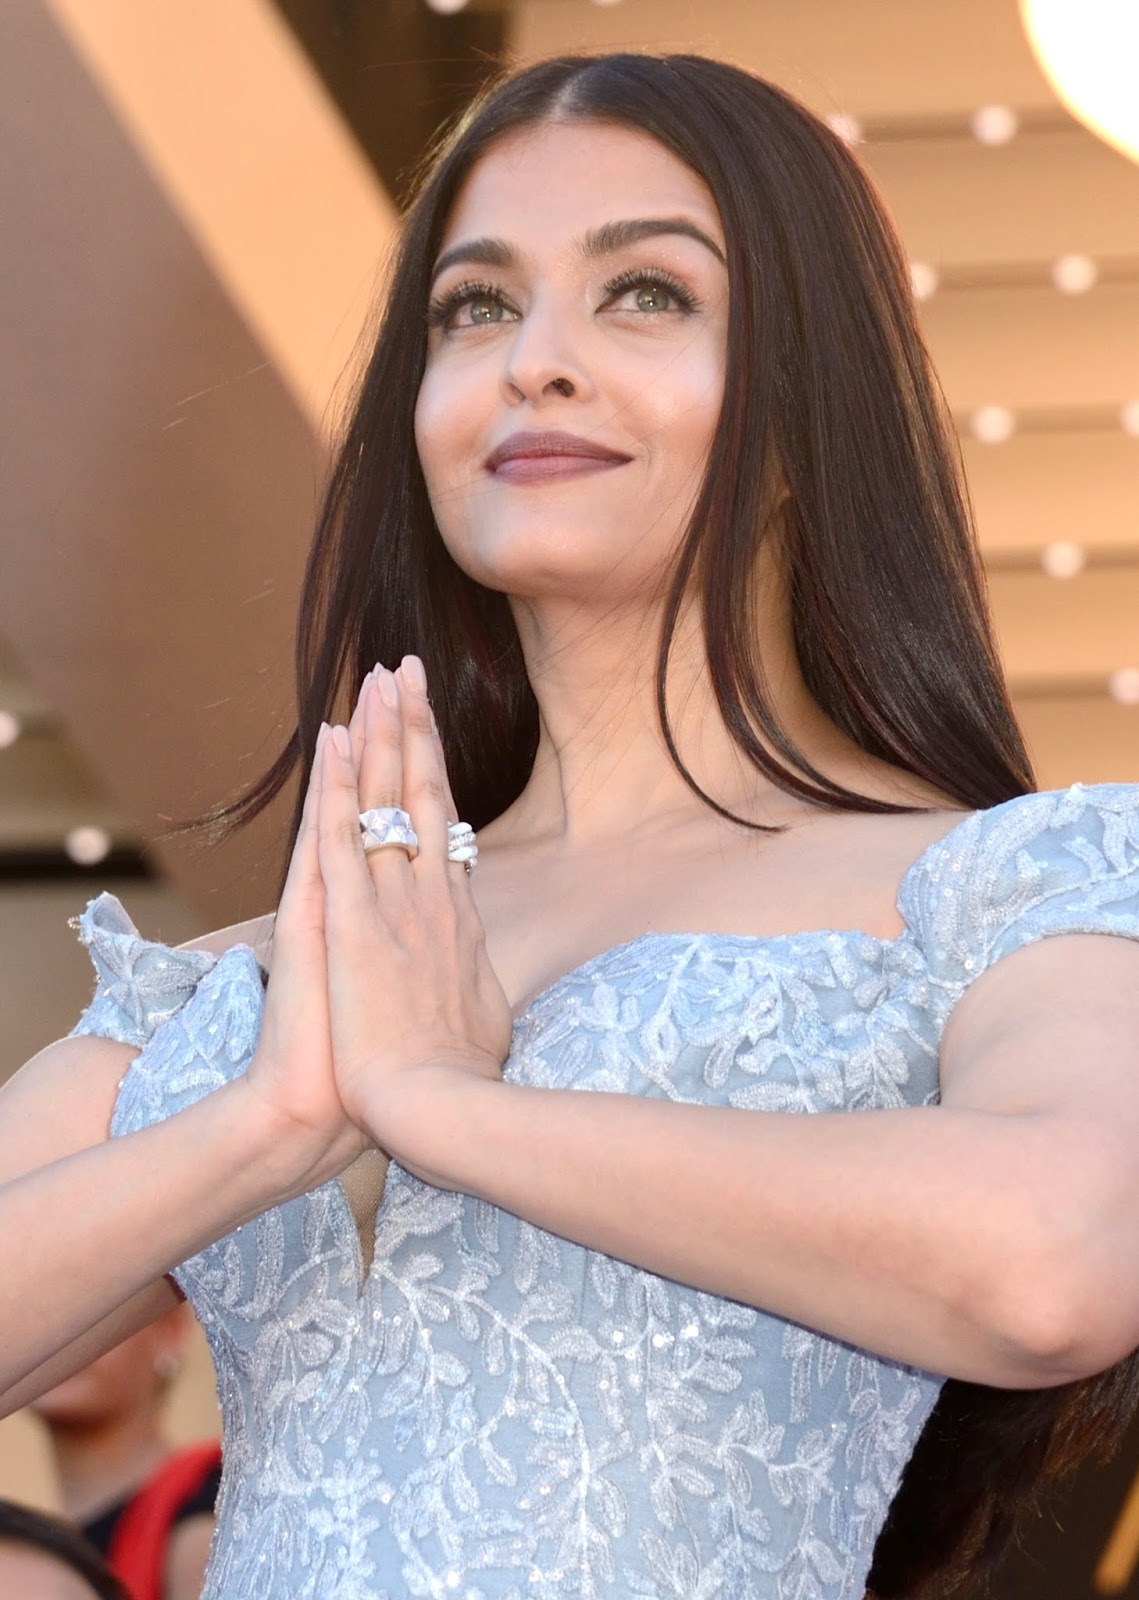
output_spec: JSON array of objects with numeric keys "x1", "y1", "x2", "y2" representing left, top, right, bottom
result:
[
  {"x1": 68, "y1": 892, "x2": 219, "y2": 1049},
  {"x1": 902, "y1": 782, "x2": 1139, "y2": 1011}
]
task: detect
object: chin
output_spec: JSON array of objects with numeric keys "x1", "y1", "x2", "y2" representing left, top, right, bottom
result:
[{"x1": 444, "y1": 520, "x2": 670, "y2": 601}]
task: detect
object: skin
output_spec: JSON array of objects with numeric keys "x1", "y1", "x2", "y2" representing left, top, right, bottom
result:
[
  {"x1": 1, "y1": 121, "x2": 1139, "y2": 1442},
  {"x1": 29, "y1": 1308, "x2": 213, "y2": 1600},
  {"x1": 0, "y1": 1543, "x2": 107, "y2": 1600}
]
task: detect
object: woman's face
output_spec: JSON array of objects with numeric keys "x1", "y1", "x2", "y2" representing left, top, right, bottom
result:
[
  {"x1": 30, "y1": 1311, "x2": 184, "y2": 1427},
  {"x1": 415, "y1": 120, "x2": 729, "y2": 607}
]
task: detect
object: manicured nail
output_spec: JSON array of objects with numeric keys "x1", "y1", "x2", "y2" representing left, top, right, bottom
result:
[
  {"x1": 331, "y1": 725, "x2": 350, "y2": 757},
  {"x1": 374, "y1": 666, "x2": 397, "y2": 707},
  {"x1": 401, "y1": 654, "x2": 427, "y2": 692}
]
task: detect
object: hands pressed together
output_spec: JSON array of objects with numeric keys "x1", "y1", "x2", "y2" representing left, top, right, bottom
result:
[{"x1": 246, "y1": 656, "x2": 513, "y2": 1192}]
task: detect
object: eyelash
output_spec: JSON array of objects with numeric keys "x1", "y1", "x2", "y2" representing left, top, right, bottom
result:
[{"x1": 425, "y1": 268, "x2": 702, "y2": 330}]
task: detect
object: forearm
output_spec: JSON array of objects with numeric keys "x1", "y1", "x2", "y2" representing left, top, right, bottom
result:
[
  {"x1": 0, "y1": 1078, "x2": 317, "y2": 1392},
  {"x1": 380, "y1": 1074, "x2": 1112, "y2": 1388}
]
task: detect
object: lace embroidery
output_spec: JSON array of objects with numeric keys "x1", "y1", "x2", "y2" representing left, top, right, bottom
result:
[{"x1": 66, "y1": 783, "x2": 1139, "y2": 1599}]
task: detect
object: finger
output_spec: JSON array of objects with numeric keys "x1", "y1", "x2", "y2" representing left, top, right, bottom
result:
[
  {"x1": 277, "y1": 724, "x2": 328, "y2": 922},
  {"x1": 395, "y1": 655, "x2": 449, "y2": 878},
  {"x1": 266, "y1": 727, "x2": 329, "y2": 1013},
  {"x1": 316, "y1": 724, "x2": 376, "y2": 924},
  {"x1": 347, "y1": 668, "x2": 375, "y2": 775},
  {"x1": 358, "y1": 667, "x2": 414, "y2": 884}
]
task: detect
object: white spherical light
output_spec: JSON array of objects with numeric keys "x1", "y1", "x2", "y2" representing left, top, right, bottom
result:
[
  {"x1": 826, "y1": 112, "x2": 863, "y2": 147},
  {"x1": 1021, "y1": 1, "x2": 1139, "y2": 166},
  {"x1": 910, "y1": 262, "x2": 939, "y2": 302},
  {"x1": 970, "y1": 406, "x2": 1016, "y2": 444},
  {"x1": 65, "y1": 825, "x2": 113, "y2": 865},
  {"x1": 971, "y1": 105, "x2": 1019, "y2": 145},
  {"x1": 1109, "y1": 667, "x2": 1139, "y2": 705},
  {"x1": 1040, "y1": 541, "x2": 1086, "y2": 578},
  {"x1": 1052, "y1": 254, "x2": 1098, "y2": 294}
]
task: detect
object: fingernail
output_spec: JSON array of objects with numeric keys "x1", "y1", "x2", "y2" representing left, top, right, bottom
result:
[
  {"x1": 374, "y1": 666, "x2": 397, "y2": 708},
  {"x1": 401, "y1": 654, "x2": 427, "y2": 692},
  {"x1": 331, "y1": 725, "x2": 350, "y2": 757}
]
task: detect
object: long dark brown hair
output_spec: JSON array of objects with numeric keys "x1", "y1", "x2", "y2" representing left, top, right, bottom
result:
[{"x1": 202, "y1": 53, "x2": 1138, "y2": 1596}]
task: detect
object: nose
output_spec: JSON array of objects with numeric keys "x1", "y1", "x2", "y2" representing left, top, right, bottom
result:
[{"x1": 500, "y1": 300, "x2": 594, "y2": 407}]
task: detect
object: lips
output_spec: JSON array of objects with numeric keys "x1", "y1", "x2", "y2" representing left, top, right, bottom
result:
[{"x1": 485, "y1": 430, "x2": 633, "y2": 476}]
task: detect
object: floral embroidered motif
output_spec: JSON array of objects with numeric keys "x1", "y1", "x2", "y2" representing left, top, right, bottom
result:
[{"x1": 67, "y1": 783, "x2": 1139, "y2": 1599}]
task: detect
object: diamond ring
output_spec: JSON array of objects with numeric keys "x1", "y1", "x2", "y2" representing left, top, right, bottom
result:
[
  {"x1": 447, "y1": 820, "x2": 478, "y2": 874},
  {"x1": 358, "y1": 806, "x2": 419, "y2": 860}
]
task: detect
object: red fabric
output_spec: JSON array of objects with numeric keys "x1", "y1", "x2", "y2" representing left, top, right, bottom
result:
[{"x1": 106, "y1": 1441, "x2": 222, "y2": 1600}]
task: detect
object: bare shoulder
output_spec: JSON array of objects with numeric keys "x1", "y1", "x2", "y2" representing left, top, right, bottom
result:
[{"x1": 179, "y1": 911, "x2": 276, "y2": 969}]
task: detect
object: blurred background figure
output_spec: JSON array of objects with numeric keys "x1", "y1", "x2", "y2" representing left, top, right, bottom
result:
[
  {"x1": 0, "y1": 1498, "x2": 128, "y2": 1600},
  {"x1": 28, "y1": 1304, "x2": 219, "y2": 1600}
]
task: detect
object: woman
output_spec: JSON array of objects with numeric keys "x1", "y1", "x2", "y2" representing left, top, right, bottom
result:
[
  {"x1": 30, "y1": 1305, "x2": 219, "y2": 1600},
  {"x1": 2, "y1": 51, "x2": 1139, "y2": 1600}
]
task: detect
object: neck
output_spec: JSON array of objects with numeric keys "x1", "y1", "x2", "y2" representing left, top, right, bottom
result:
[
  {"x1": 45, "y1": 1411, "x2": 170, "y2": 1525},
  {"x1": 496, "y1": 575, "x2": 859, "y2": 846}
]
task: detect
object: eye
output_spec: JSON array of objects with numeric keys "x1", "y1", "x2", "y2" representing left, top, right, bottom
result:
[
  {"x1": 603, "y1": 269, "x2": 700, "y2": 317},
  {"x1": 426, "y1": 281, "x2": 518, "y2": 332},
  {"x1": 463, "y1": 293, "x2": 507, "y2": 325},
  {"x1": 632, "y1": 282, "x2": 674, "y2": 313}
]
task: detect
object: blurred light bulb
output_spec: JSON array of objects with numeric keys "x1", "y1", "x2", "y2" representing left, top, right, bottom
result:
[
  {"x1": 1121, "y1": 400, "x2": 1139, "y2": 435},
  {"x1": 1052, "y1": 253, "x2": 1098, "y2": 293},
  {"x1": 1109, "y1": 667, "x2": 1139, "y2": 705},
  {"x1": 0, "y1": 710, "x2": 20, "y2": 749},
  {"x1": 971, "y1": 105, "x2": 1019, "y2": 144},
  {"x1": 910, "y1": 262, "x2": 939, "y2": 301},
  {"x1": 65, "y1": 825, "x2": 112, "y2": 865},
  {"x1": 826, "y1": 112, "x2": 863, "y2": 146},
  {"x1": 1040, "y1": 540, "x2": 1086, "y2": 577},
  {"x1": 970, "y1": 405, "x2": 1016, "y2": 443},
  {"x1": 425, "y1": 0, "x2": 469, "y2": 12},
  {"x1": 1021, "y1": 0, "x2": 1139, "y2": 166}
]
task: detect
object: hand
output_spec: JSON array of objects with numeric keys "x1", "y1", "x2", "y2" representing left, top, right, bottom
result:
[
  {"x1": 316, "y1": 656, "x2": 512, "y2": 1165},
  {"x1": 239, "y1": 685, "x2": 379, "y2": 1193}
]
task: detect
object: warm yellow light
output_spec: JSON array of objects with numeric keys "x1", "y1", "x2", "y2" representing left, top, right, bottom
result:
[{"x1": 1020, "y1": 1, "x2": 1139, "y2": 165}]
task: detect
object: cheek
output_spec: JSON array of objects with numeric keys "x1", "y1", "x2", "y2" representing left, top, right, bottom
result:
[
  {"x1": 645, "y1": 368, "x2": 723, "y2": 482},
  {"x1": 415, "y1": 360, "x2": 490, "y2": 497},
  {"x1": 413, "y1": 376, "x2": 448, "y2": 499}
]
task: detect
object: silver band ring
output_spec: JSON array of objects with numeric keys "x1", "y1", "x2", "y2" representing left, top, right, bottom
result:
[
  {"x1": 447, "y1": 820, "x2": 478, "y2": 875},
  {"x1": 359, "y1": 806, "x2": 419, "y2": 860}
]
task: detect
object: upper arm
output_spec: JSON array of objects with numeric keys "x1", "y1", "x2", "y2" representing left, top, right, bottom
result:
[
  {"x1": 939, "y1": 933, "x2": 1139, "y2": 1367},
  {"x1": 939, "y1": 932, "x2": 1139, "y2": 1131},
  {"x1": 0, "y1": 1279, "x2": 181, "y2": 1417},
  {"x1": 0, "y1": 1034, "x2": 138, "y2": 1184},
  {"x1": 0, "y1": 1037, "x2": 183, "y2": 1415}
]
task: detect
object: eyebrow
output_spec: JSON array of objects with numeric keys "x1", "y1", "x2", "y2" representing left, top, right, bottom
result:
[{"x1": 430, "y1": 216, "x2": 727, "y2": 284}]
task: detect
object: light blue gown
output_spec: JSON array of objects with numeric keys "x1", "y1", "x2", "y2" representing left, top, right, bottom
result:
[{"x1": 69, "y1": 783, "x2": 1139, "y2": 1599}]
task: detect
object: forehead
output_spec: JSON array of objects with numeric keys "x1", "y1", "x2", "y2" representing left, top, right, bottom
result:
[{"x1": 438, "y1": 120, "x2": 723, "y2": 255}]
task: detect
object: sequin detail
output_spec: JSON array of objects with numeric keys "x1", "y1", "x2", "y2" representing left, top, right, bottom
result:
[{"x1": 67, "y1": 783, "x2": 1139, "y2": 1599}]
